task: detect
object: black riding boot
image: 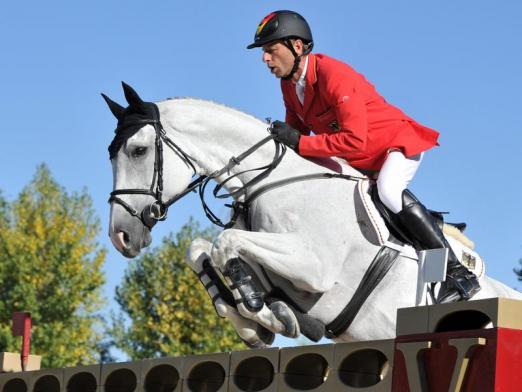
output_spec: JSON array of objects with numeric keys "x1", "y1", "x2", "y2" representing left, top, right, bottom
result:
[{"x1": 397, "y1": 190, "x2": 481, "y2": 304}]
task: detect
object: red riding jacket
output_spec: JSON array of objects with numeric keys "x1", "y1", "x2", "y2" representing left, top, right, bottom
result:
[{"x1": 281, "y1": 53, "x2": 439, "y2": 171}]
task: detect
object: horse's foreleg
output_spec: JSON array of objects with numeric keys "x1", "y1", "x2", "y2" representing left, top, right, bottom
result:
[
  {"x1": 186, "y1": 237, "x2": 275, "y2": 348},
  {"x1": 211, "y1": 229, "x2": 334, "y2": 337},
  {"x1": 212, "y1": 229, "x2": 338, "y2": 293}
]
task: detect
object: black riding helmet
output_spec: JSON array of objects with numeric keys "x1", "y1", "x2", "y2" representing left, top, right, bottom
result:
[{"x1": 247, "y1": 10, "x2": 314, "y2": 80}]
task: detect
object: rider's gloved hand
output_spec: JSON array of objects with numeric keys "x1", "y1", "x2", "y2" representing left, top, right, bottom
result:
[{"x1": 271, "y1": 121, "x2": 301, "y2": 152}]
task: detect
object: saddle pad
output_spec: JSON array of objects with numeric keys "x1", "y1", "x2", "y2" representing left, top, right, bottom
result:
[
  {"x1": 353, "y1": 178, "x2": 390, "y2": 246},
  {"x1": 335, "y1": 157, "x2": 485, "y2": 277},
  {"x1": 328, "y1": 156, "x2": 389, "y2": 247}
]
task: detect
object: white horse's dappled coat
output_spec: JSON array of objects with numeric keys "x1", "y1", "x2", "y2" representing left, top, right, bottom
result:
[{"x1": 108, "y1": 97, "x2": 521, "y2": 346}]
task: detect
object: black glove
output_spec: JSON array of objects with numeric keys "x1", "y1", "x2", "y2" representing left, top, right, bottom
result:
[{"x1": 270, "y1": 120, "x2": 301, "y2": 152}]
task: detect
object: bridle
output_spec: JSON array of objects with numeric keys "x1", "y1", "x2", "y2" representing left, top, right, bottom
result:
[{"x1": 109, "y1": 105, "x2": 287, "y2": 230}]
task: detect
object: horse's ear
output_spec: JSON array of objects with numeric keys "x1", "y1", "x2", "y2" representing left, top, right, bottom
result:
[
  {"x1": 101, "y1": 93, "x2": 124, "y2": 119},
  {"x1": 121, "y1": 81, "x2": 144, "y2": 110}
]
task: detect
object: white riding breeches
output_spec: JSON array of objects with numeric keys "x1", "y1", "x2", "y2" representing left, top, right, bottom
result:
[{"x1": 376, "y1": 151, "x2": 423, "y2": 214}]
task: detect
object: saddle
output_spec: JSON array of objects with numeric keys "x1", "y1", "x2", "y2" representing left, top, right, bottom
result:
[
  {"x1": 355, "y1": 179, "x2": 484, "y2": 279},
  {"x1": 324, "y1": 174, "x2": 486, "y2": 337},
  {"x1": 369, "y1": 185, "x2": 466, "y2": 246}
]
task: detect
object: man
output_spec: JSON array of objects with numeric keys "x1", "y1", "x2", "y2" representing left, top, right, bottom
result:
[{"x1": 247, "y1": 10, "x2": 480, "y2": 303}]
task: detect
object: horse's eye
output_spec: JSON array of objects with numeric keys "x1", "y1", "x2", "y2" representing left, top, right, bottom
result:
[{"x1": 132, "y1": 147, "x2": 148, "y2": 158}]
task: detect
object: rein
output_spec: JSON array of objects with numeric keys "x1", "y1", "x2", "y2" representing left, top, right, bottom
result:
[{"x1": 199, "y1": 136, "x2": 287, "y2": 228}]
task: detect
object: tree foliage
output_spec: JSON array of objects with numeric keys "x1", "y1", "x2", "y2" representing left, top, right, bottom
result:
[
  {"x1": 111, "y1": 220, "x2": 244, "y2": 359},
  {"x1": 0, "y1": 164, "x2": 106, "y2": 367}
]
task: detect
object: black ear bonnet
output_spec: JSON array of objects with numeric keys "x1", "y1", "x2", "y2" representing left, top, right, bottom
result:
[{"x1": 102, "y1": 82, "x2": 161, "y2": 160}]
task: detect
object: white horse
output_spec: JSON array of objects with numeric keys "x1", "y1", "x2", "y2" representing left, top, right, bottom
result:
[{"x1": 105, "y1": 83, "x2": 521, "y2": 348}]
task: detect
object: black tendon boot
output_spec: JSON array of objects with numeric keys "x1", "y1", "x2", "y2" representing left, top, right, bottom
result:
[
  {"x1": 223, "y1": 257, "x2": 265, "y2": 312},
  {"x1": 223, "y1": 258, "x2": 300, "y2": 337},
  {"x1": 397, "y1": 190, "x2": 481, "y2": 303}
]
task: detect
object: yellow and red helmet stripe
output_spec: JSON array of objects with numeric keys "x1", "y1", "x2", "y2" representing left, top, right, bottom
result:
[{"x1": 256, "y1": 12, "x2": 277, "y2": 35}]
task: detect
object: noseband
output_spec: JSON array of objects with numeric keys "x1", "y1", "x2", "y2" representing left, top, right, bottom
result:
[{"x1": 109, "y1": 104, "x2": 286, "y2": 230}]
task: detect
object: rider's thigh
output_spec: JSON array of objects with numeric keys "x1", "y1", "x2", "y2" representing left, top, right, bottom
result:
[{"x1": 377, "y1": 150, "x2": 423, "y2": 213}]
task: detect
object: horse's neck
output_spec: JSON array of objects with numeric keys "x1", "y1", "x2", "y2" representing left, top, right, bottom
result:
[
  {"x1": 159, "y1": 99, "x2": 365, "y2": 206},
  {"x1": 160, "y1": 99, "x2": 305, "y2": 184}
]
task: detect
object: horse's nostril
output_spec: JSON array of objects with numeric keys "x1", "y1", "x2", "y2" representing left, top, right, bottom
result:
[
  {"x1": 111, "y1": 230, "x2": 130, "y2": 253},
  {"x1": 121, "y1": 230, "x2": 130, "y2": 245}
]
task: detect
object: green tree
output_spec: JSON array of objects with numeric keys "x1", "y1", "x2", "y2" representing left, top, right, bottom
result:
[
  {"x1": 0, "y1": 164, "x2": 106, "y2": 367},
  {"x1": 110, "y1": 220, "x2": 244, "y2": 359}
]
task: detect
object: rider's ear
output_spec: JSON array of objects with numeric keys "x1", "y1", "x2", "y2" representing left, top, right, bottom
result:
[
  {"x1": 294, "y1": 39, "x2": 304, "y2": 55},
  {"x1": 121, "y1": 81, "x2": 144, "y2": 111},
  {"x1": 101, "y1": 93, "x2": 124, "y2": 120}
]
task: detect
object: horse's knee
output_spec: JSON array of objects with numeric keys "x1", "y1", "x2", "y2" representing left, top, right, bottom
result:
[
  {"x1": 189, "y1": 237, "x2": 212, "y2": 256},
  {"x1": 376, "y1": 180, "x2": 404, "y2": 214},
  {"x1": 186, "y1": 237, "x2": 213, "y2": 272},
  {"x1": 211, "y1": 229, "x2": 242, "y2": 265}
]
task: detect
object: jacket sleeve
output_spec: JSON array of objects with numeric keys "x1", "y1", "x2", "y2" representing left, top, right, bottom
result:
[
  {"x1": 284, "y1": 98, "x2": 310, "y2": 136},
  {"x1": 298, "y1": 78, "x2": 368, "y2": 157}
]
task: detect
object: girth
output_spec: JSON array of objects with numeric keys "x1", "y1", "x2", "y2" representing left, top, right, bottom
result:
[{"x1": 325, "y1": 239, "x2": 401, "y2": 338}]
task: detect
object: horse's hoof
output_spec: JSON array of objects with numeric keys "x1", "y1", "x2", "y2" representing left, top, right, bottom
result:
[
  {"x1": 242, "y1": 326, "x2": 275, "y2": 348},
  {"x1": 269, "y1": 301, "x2": 300, "y2": 338}
]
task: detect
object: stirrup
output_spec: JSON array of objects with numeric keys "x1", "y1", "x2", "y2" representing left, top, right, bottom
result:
[{"x1": 436, "y1": 270, "x2": 481, "y2": 304}]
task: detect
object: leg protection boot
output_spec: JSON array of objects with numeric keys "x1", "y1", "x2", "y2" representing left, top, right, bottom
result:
[
  {"x1": 223, "y1": 258, "x2": 300, "y2": 337},
  {"x1": 397, "y1": 190, "x2": 481, "y2": 303},
  {"x1": 223, "y1": 257, "x2": 265, "y2": 312}
]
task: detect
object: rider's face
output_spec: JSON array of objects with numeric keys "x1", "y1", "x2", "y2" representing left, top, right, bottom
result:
[{"x1": 262, "y1": 41, "x2": 298, "y2": 79}]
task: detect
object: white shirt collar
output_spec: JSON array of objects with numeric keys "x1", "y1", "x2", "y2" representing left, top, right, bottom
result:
[{"x1": 295, "y1": 55, "x2": 309, "y2": 106}]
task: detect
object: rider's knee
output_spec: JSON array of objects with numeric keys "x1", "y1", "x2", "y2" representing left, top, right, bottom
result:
[{"x1": 376, "y1": 178, "x2": 405, "y2": 214}]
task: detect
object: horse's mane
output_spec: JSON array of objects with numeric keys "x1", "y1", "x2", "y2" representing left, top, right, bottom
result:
[{"x1": 160, "y1": 97, "x2": 266, "y2": 127}]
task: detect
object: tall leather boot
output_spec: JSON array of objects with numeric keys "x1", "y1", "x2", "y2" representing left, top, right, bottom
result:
[{"x1": 397, "y1": 190, "x2": 481, "y2": 304}]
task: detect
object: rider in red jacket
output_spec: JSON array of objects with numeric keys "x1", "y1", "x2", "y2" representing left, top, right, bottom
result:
[
  {"x1": 247, "y1": 10, "x2": 480, "y2": 303},
  {"x1": 280, "y1": 52, "x2": 439, "y2": 171}
]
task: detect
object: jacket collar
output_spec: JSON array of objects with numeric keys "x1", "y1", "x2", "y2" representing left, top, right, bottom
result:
[{"x1": 280, "y1": 53, "x2": 317, "y2": 117}]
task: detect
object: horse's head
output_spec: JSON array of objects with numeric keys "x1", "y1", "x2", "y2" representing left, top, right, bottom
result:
[{"x1": 103, "y1": 82, "x2": 196, "y2": 258}]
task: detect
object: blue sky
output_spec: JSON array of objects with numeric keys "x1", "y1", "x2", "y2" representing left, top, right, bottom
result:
[{"x1": 1, "y1": 1, "x2": 521, "y2": 355}]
